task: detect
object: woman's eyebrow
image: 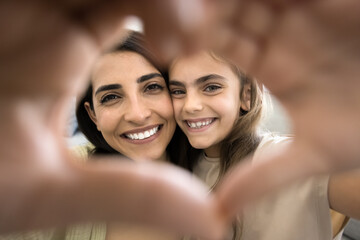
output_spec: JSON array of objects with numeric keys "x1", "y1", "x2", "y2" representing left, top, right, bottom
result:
[
  {"x1": 95, "y1": 84, "x2": 122, "y2": 96},
  {"x1": 137, "y1": 73, "x2": 163, "y2": 83}
]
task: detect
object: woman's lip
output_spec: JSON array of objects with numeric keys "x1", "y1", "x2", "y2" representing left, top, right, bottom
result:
[
  {"x1": 121, "y1": 126, "x2": 162, "y2": 144},
  {"x1": 122, "y1": 124, "x2": 162, "y2": 135}
]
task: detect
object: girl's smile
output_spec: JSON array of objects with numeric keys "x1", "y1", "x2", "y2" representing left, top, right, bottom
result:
[
  {"x1": 184, "y1": 118, "x2": 216, "y2": 132},
  {"x1": 169, "y1": 51, "x2": 244, "y2": 154}
]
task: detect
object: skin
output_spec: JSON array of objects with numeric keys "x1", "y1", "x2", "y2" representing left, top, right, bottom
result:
[
  {"x1": 85, "y1": 51, "x2": 176, "y2": 162},
  {"x1": 169, "y1": 51, "x2": 249, "y2": 157},
  {"x1": 210, "y1": 0, "x2": 360, "y2": 222},
  {"x1": 0, "y1": 0, "x2": 224, "y2": 238},
  {"x1": 169, "y1": 51, "x2": 360, "y2": 232},
  {"x1": 85, "y1": 51, "x2": 178, "y2": 240},
  {"x1": 1, "y1": 0, "x2": 360, "y2": 237}
]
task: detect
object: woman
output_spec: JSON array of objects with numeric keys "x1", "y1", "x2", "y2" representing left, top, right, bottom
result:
[
  {"x1": 74, "y1": 31, "x2": 184, "y2": 240},
  {"x1": 76, "y1": 31, "x2": 183, "y2": 163}
]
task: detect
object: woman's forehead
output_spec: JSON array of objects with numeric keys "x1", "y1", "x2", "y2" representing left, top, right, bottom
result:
[{"x1": 91, "y1": 51, "x2": 159, "y2": 85}]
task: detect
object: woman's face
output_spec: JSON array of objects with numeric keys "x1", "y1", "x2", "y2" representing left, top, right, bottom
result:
[
  {"x1": 169, "y1": 52, "x2": 249, "y2": 157},
  {"x1": 86, "y1": 51, "x2": 176, "y2": 162}
]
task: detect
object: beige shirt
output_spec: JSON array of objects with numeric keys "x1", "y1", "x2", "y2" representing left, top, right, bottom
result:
[{"x1": 194, "y1": 134, "x2": 336, "y2": 240}]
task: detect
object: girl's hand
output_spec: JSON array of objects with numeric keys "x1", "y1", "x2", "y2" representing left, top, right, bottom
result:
[{"x1": 213, "y1": 0, "x2": 360, "y2": 221}]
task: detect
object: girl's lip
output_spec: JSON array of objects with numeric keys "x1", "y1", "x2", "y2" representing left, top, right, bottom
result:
[
  {"x1": 184, "y1": 118, "x2": 216, "y2": 132},
  {"x1": 185, "y1": 117, "x2": 215, "y2": 123}
]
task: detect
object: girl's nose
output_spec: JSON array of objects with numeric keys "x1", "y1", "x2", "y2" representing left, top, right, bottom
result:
[{"x1": 183, "y1": 93, "x2": 203, "y2": 113}]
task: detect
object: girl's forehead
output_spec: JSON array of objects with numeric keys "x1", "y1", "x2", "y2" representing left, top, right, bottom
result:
[{"x1": 170, "y1": 52, "x2": 235, "y2": 81}]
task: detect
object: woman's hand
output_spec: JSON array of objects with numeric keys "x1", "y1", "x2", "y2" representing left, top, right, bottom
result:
[{"x1": 0, "y1": 1, "x2": 224, "y2": 238}]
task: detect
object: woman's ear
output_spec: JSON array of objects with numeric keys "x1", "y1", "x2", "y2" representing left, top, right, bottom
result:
[
  {"x1": 84, "y1": 102, "x2": 99, "y2": 130},
  {"x1": 240, "y1": 83, "x2": 251, "y2": 111}
]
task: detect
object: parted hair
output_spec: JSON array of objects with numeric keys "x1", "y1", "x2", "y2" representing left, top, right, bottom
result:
[{"x1": 76, "y1": 31, "x2": 185, "y2": 165}]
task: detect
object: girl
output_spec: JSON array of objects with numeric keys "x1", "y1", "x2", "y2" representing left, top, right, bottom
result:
[{"x1": 169, "y1": 51, "x2": 357, "y2": 240}]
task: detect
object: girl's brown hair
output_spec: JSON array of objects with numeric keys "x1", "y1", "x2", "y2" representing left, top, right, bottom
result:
[
  {"x1": 178, "y1": 52, "x2": 264, "y2": 178},
  {"x1": 175, "y1": 52, "x2": 265, "y2": 239}
]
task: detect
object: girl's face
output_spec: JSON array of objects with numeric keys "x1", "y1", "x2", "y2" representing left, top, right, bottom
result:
[
  {"x1": 169, "y1": 52, "x2": 249, "y2": 157},
  {"x1": 85, "y1": 51, "x2": 176, "y2": 162}
]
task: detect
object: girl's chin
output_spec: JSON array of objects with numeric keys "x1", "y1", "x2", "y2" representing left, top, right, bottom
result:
[{"x1": 189, "y1": 141, "x2": 212, "y2": 150}]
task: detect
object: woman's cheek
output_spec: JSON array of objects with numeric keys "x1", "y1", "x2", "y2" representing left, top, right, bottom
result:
[{"x1": 97, "y1": 109, "x2": 119, "y2": 132}]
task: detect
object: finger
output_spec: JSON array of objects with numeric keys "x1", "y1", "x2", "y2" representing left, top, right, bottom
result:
[
  {"x1": 140, "y1": 0, "x2": 213, "y2": 64},
  {"x1": 69, "y1": 159, "x2": 226, "y2": 239},
  {"x1": 215, "y1": 140, "x2": 329, "y2": 222},
  {"x1": 75, "y1": 0, "x2": 213, "y2": 64},
  {"x1": 4, "y1": 157, "x2": 226, "y2": 238}
]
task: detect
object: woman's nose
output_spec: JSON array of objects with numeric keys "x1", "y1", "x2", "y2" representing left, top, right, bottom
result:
[{"x1": 123, "y1": 98, "x2": 151, "y2": 124}]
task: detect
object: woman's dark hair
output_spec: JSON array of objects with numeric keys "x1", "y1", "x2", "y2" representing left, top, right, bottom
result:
[{"x1": 76, "y1": 31, "x2": 186, "y2": 165}]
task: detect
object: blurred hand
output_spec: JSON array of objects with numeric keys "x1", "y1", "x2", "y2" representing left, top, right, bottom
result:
[
  {"x1": 213, "y1": 0, "x2": 360, "y2": 221},
  {"x1": 0, "y1": 0, "x2": 224, "y2": 238}
]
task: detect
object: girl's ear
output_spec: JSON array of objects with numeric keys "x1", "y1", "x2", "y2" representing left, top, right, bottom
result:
[
  {"x1": 240, "y1": 83, "x2": 251, "y2": 111},
  {"x1": 84, "y1": 102, "x2": 99, "y2": 130}
]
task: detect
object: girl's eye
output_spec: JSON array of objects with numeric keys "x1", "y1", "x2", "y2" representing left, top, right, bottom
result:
[
  {"x1": 100, "y1": 94, "x2": 121, "y2": 104},
  {"x1": 170, "y1": 89, "x2": 186, "y2": 96},
  {"x1": 204, "y1": 85, "x2": 221, "y2": 92},
  {"x1": 145, "y1": 83, "x2": 164, "y2": 92}
]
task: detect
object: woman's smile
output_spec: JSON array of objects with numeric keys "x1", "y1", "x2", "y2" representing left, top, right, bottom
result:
[{"x1": 121, "y1": 124, "x2": 163, "y2": 144}]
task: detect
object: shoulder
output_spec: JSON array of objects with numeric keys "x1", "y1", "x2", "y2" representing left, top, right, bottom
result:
[
  {"x1": 252, "y1": 132, "x2": 292, "y2": 164},
  {"x1": 70, "y1": 142, "x2": 95, "y2": 162}
]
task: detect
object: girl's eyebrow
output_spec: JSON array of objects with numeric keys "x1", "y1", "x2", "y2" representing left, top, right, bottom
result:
[
  {"x1": 169, "y1": 74, "x2": 226, "y2": 87},
  {"x1": 95, "y1": 84, "x2": 122, "y2": 96},
  {"x1": 169, "y1": 80, "x2": 185, "y2": 87},
  {"x1": 195, "y1": 74, "x2": 226, "y2": 85}
]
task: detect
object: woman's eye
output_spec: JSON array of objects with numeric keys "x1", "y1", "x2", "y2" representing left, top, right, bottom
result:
[
  {"x1": 145, "y1": 83, "x2": 164, "y2": 92},
  {"x1": 204, "y1": 85, "x2": 221, "y2": 92},
  {"x1": 100, "y1": 94, "x2": 120, "y2": 104}
]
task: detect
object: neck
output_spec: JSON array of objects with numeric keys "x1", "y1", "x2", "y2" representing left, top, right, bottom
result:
[
  {"x1": 204, "y1": 143, "x2": 221, "y2": 158},
  {"x1": 156, "y1": 152, "x2": 169, "y2": 162}
]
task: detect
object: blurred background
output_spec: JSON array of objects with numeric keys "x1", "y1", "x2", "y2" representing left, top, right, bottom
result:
[{"x1": 64, "y1": 17, "x2": 360, "y2": 240}]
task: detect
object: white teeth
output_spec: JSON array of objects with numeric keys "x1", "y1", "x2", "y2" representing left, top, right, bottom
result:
[
  {"x1": 187, "y1": 119, "x2": 214, "y2": 129},
  {"x1": 125, "y1": 126, "x2": 159, "y2": 140},
  {"x1": 144, "y1": 131, "x2": 150, "y2": 138}
]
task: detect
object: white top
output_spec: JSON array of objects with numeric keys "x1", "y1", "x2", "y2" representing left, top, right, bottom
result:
[{"x1": 193, "y1": 134, "x2": 334, "y2": 240}]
